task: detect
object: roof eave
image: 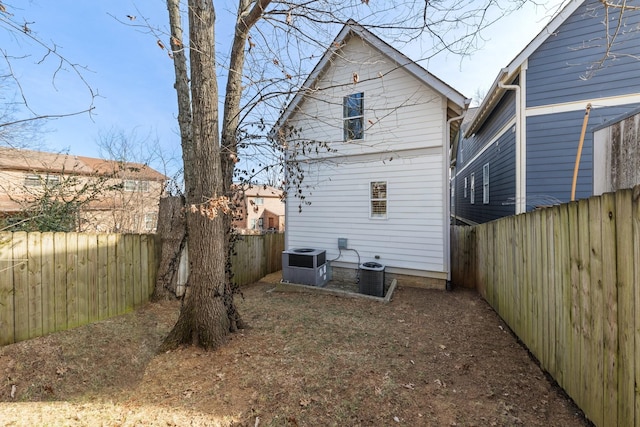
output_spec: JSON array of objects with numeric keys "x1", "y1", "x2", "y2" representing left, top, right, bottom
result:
[{"x1": 273, "y1": 19, "x2": 469, "y2": 135}]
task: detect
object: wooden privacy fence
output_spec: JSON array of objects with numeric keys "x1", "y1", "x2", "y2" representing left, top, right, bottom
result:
[
  {"x1": 450, "y1": 187, "x2": 640, "y2": 427},
  {"x1": 231, "y1": 232, "x2": 284, "y2": 286},
  {"x1": 1, "y1": 232, "x2": 284, "y2": 347},
  {"x1": 0, "y1": 232, "x2": 158, "y2": 346}
]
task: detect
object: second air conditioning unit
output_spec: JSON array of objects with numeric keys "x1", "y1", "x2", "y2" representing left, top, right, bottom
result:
[{"x1": 282, "y1": 248, "x2": 328, "y2": 286}]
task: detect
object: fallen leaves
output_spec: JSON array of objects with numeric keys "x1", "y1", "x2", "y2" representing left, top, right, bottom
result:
[{"x1": 299, "y1": 397, "x2": 311, "y2": 407}]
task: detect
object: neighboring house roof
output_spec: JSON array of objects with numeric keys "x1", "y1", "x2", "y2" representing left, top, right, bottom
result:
[
  {"x1": 274, "y1": 19, "x2": 470, "y2": 145},
  {"x1": 240, "y1": 185, "x2": 283, "y2": 198},
  {"x1": 0, "y1": 147, "x2": 168, "y2": 181},
  {"x1": 464, "y1": 0, "x2": 585, "y2": 137}
]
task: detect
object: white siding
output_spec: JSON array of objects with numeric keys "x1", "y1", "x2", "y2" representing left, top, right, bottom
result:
[
  {"x1": 284, "y1": 34, "x2": 450, "y2": 277},
  {"x1": 286, "y1": 36, "x2": 445, "y2": 160},
  {"x1": 286, "y1": 150, "x2": 446, "y2": 275}
]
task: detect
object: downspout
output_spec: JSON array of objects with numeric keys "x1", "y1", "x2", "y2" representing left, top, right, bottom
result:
[
  {"x1": 445, "y1": 106, "x2": 469, "y2": 290},
  {"x1": 498, "y1": 67, "x2": 526, "y2": 214}
]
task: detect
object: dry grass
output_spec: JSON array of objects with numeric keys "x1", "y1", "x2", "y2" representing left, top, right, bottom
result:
[{"x1": 0, "y1": 278, "x2": 591, "y2": 426}]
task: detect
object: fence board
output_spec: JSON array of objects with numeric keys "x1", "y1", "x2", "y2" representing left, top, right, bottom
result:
[
  {"x1": 555, "y1": 204, "x2": 569, "y2": 391},
  {"x1": 578, "y1": 198, "x2": 592, "y2": 409},
  {"x1": 40, "y1": 232, "x2": 55, "y2": 336},
  {"x1": 615, "y1": 189, "x2": 634, "y2": 426},
  {"x1": 86, "y1": 234, "x2": 99, "y2": 323},
  {"x1": 133, "y1": 235, "x2": 142, "y2": 308},
  {"x1": 488, "y1": 223, "x2": 496, "y2": 306},
  {"x1": 0, "y1": 233, "x2": 15, "y2": 346},
  {"x1": 474, "y1": 224, "x2": 484, "y2": 297},
  {"x1": 540, "y1": 209, "x2": 550, "y2": 370},
  {"x1": 107, "y1": 234, "x2": 118, "y2": 316},
  {"x1": 76, "y1": 233, "x2": 89, "y2": 326},
  {"x1": 97, "y1": 234, "x2": 109, "y2": 319},
  {"x1": 534, "y1": 209, "x2": 544, "y2": 364},
  {"x1": 588, "y1": 196, "x2": 605, "y2": 427},
  {"x1": 53, "y1": 233, "x2": 67, "y2": 331},
  {"x1": 633, "y1": 187, "x2": 640, "y2": 427},
  {"x1": 66, "y1": 233, "x2": 79, "y2": 329},
  {"x1": 567, "y1": 201, "x2": 581, "y2": 402},
  {"x1": 27, "y1": 232, "x2": 43, "y2": 339},
  {"x1": 116, "y1": 234, "x2": 126, "y2": 313},
  {"x1": 601, "y1": 192, "x2": 619, "y2": 427},
  {"x1": 545, "y1": 208, "x2": 557, "y2": 378},
  {"x1": 13, "y1": 232, "x2": 29, "y2": 343},
  {"x1": 140, "y1": 234, "x2": 150, "y2": 301}
]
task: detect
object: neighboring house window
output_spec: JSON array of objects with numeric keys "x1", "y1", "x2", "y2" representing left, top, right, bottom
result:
[
  {"x1": 254, "y1": 197, "x2": 264, "y2": 206},
  {"x1": 343, "y1": 92, "x2": 364, "y2": 141},
  {"x1": 470, "y1": 173, "x2": 475, "y2": 205},
  {"x1": 250, "y1": 219, "x2": 257, "y2": 229},
  {"x1": 258, "y1": 218, "x2": 263, "y2": 228},
  {"x1": 144, "y1": 212, "x2": 158, "y2": 232},
  {"x1": 370, "y1": 181, "x2": 387, "y2": 219},
  {"x1": 483, "y1": 163, "x2": 490, "y2": 204},
  {"x1": 24, "y1": 173, "x2": 60, "y2": 187},
  {"x1": 124, "y1": 179, "x2": 150, "y2": 192},
  {"x1": 464, "y1": 177, "x2": 468, "y2": 198}
]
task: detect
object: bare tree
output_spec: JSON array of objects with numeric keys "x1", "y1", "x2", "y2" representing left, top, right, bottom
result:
[
  {"x1": 0, "y1": 3, "x2": 97, "y2": 124},
  {"x1": 160, "y1": 0, "x2": 231, "y2": 349},
  {"x1": 157, "y1": 0, "x2": 568, "y2": 350}
]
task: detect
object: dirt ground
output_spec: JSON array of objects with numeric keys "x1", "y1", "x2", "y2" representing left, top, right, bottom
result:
[{"x1": 0, "y1": 276, "x2": 591, "y2": 426}]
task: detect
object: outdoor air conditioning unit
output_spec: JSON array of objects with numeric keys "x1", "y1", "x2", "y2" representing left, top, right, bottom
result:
[
  {"x1": 359, "y1": 262, "x2": 385, "y2": 297},
  {"x1": 282, "y1": 248, "x2": 328, "y2": 286}
]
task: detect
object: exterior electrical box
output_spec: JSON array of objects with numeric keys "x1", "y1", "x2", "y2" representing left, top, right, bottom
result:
[{"x1": 338, "y1": 238, "x2": 348, "y2": 249}]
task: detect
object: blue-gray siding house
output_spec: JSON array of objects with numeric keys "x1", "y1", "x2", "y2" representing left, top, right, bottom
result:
[{"x1": 452, "y1": 0, "x2": 640, "y2": 225}]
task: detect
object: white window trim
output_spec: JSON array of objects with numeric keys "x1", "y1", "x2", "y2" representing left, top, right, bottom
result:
[
  {"x1": 343, "y1": 92, "x2": 364, "y2": 141},
  {"x1": 124, "y1": 179, "x2": 150, "y2": 192},
  {"x1": 483, "y1": 163, "x2": 490, "y2": 204},
  {"x1": 24, "y1": 173, "x2": 60, "y2": 187},
  {"x1": 369, "y1": 180, "x2": 387, "y2": 219},
  {"x1": 464, "y1": 177, "x2": 468, "y2": 198},
  {"x1": 470, "y1": 173, "x2": 475, "y2": 205}
]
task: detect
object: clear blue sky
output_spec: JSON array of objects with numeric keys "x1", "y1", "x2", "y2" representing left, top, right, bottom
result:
[{"x1": 1, "y1": 0, "x2": 563, "y2": 172}]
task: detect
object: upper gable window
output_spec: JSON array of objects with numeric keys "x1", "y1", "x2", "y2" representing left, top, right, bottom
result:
[{"x1": 343, "y1": 92, "x2": 364, "y2": 141}]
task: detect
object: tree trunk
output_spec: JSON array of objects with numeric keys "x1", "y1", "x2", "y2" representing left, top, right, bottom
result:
[
  {"x1": 162, "y1": 0, "x2": 232, "y2": 351},
  {"x1": 166, "y1": 0, "x2": 194, "y2": 196},
  {"x1": 152, "y1": 196, "x2": 186, "y2": 300},
  {"x1": 219, "y1": 0, "x2": 273, "y2": 333}
]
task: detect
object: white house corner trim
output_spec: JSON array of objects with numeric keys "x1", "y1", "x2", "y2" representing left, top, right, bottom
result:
[{"x1": 519, "y1": 60, "x2": 528, "y2": 215}]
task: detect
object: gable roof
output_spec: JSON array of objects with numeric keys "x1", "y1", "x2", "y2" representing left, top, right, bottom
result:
[
  {"x1": 274, "y1": 19, "x2": 470, "y2": 144},
  {"x1": 0, "y1": 147, "x2": 167, "y2": 181},
  {"x1": 464, "y1": 0, "x2": 585, "y2": 137},
  {"x1": 241, "y1": 185, "x2": 282, "y2": 198}
]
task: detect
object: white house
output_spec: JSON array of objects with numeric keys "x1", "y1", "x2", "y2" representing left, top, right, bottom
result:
[{"x1": 276, "y1": 20, "x2": 469, "y2": 289}]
